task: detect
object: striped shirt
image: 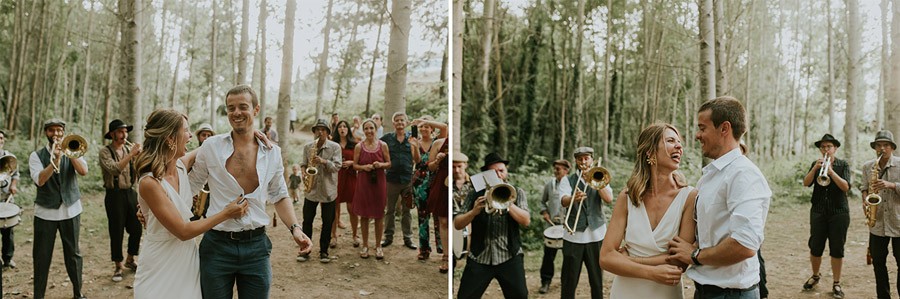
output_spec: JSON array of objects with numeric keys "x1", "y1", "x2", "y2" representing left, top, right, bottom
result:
[{"x1": 460, "y1": 187, "x2": 529, "y2": 266}]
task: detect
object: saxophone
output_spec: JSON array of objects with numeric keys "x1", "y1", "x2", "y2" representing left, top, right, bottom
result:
[
  {"x1": 865, "y1": 152, "x2": 884, "y2": 228},
  {"x1": 303, "y1": 138, "x2": 320, "y2": 193}
]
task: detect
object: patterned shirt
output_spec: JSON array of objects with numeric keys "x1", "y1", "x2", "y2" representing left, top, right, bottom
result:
[
  {"x1": 862, "y1": 155, "x2": 900, "y2": 237},
  {"x1": 458, "y1": 187, "x2": 529, "y2": 266}
]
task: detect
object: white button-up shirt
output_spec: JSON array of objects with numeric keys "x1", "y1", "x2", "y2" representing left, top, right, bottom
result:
[
  {"x1": 189, "y1": 134, "x2": 289, "y2": 232},
  {"x1": 29, "y1": 147, "x2": 85, "y2": 221},
  {"x1": 686, "y1": 148, "x2": 771, "y2": 289}
]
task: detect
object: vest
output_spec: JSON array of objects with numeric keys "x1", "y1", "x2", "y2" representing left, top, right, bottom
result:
[
  {"x1": 468, "y1": 189, "x2": 521, "y2": 258},
  {"x1": 34, "y1": 147, "x2": 81, "y2": 209}
]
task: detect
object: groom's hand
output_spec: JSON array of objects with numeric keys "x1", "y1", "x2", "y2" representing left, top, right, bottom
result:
[
  {"x1": 293, "y1": 229, "x2": 313, "y2": 255},
  {"x1": 666, "y1": 236, "x2": 696, "y2": 266}
]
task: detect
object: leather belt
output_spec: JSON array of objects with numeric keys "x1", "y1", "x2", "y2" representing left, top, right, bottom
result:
[
  {"x1": 694, "y1": 282, "x2": 758, "y2": 295},
  {"x1": 210, "y1": 227, "x2": 266, "y2": 241}
]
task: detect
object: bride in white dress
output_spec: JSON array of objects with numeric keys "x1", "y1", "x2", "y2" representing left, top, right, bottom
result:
[
  {"x1": 600, "y1": 123, "x2": 698, "y2": 299},
  {"x1": 132, "y1": 109, "x2": 248, "y2": 299}
]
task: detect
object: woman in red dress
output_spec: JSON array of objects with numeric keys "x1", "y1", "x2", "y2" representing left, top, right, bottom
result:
[
  {"x1": 426, "y1": 137, "x2": 449, "y2": 273},
  {"x1": 331, "y1": 120, "x2": 359, "y2": 248},
  {"x1": 351, "y1": 119, "x2": 391, "y2": 260}
]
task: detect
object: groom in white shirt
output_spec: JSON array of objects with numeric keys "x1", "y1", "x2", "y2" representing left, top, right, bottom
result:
[
  {"x1": 189, "y1": 85, "x2": 312, "y2": 298},
  {"x1": 668, "y1": 96, "x2": 772, "y2": 299}
]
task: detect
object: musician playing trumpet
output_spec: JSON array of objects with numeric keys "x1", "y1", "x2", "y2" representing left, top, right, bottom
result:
[
  {"x1": 298, "y1": 119, "x2": 342, "y2": 263},
  {"x1": 800, "y1": 134, "x2": 850, "y2": 298},
  {"x1": 29, "y1": 119, "x2": 88, "y2": 299},
  {"x1": 559, "y1": 146, "x2": 613, "y2": 299},
  {"x1": 862, "y1": 130, "x2": 900, "y2": 299},
  {"x1": 453, "y1": 153, "x2": 529, "y2": 299},
  {"x1": 99, "y1": 119, "x2": 143, "y2": 282}
]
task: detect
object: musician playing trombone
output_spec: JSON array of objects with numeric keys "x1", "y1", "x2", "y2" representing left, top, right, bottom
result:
[
  {"x1": 559, "y1": 146, "x2": 613, "y2": 299},
  {"x1": 99, "y1": 119, "x2": 143, "y2": 282},
  {"x1": 453, "y1": 153, "x2": 530, "y2": 299},
  {"x1": 29, "y1": 119, "x2": 89, "y2": 299},
  {"x1": 0, "y1": 130, "x2": 19, "y2": 271},
  {"x1": 799, "y1": 134, "x2": 850, "y2": 298},
  {"x1": 862, "y1": 130, "x2": 900, "y2": 299}
]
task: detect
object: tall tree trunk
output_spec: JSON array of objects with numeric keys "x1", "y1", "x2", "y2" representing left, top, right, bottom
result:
[
  {"x1": 480, "y1": 0, "x2": 495, "y2": 139},
  {"x1": 603, "y1": 0, "x2": 612, "y2": 159},
  {"x1": 153, "y1": 0, "x2": 169, "y2": 110},
  {"x1": 827, "y1": 0, "x2": 836, "y2": 134},
  {"x1": 256, "y1": 0, "x2": 268, "y2": 125},
  {"x1": 699, "y1": 0, "x2": 716, "y2": 101},
  {"x1": 573, "y1": 0, "x2": 585, "y2": 147},
  {"x1": 277, "y1": 0, "x2": 297, "y2": 140},
  {"x1": 237, "y1": 0, "x2": 249, "y2": 85},
  {"x1": 120, "y1": 0, "x2": 143, "y2": 141},
  {"x1": 713, "y1": 0, "x2": 728, "y2": 96},
  {"x1": 81, "y1": 0, "x2": 96, "y2": 125},
  {"x1": 315, "y1": 0, "x2": 335, "y2": 120},
  {"x1": 846, "y1": 0, "x2": 860, "y2": 165},
  {"x1": 365, "y1": 2, "x2": 385, "y2": 117},
  {"x1": 6, "y1": 1, "x2": 38, "y2": 131},
  {"x1": 210, "y1": 0, "x2": 218, "y2": 129},
  {"x1": 383, "y1": 0, "x2": 411, "y2": 132},
  {"x1": 452, "y1": 0, "x2": 463, "y2": 154},
  {"x1": 879, "y1": 0, "x2": 889, "y2": 131},
  {"x1": 888, "y1": 0, "x2": 900, "y2": 135},
  {"x1": 493, "y1": 9, "x2": 507, "y2": 157}
]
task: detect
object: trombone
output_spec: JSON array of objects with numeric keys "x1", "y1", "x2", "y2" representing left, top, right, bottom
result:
[
  {"x1": 50, "y1": 134, "x2": 88, "y2": 173},
  {"x1": 817, "y1": 154, "x2": 832, "y2": 186},
  {"x1": 563, "y1": 161, "x2": 611, "y2": 234}
]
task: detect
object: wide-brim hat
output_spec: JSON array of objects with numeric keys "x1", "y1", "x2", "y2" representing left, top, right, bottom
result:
[
  {"x1": 42, "y1": 119, "x2": 66, "y2": 131},
  {"x1": 104, "y1": 119, "x2": 133, "y2": 139},
  {"x1": 194, "y1": 123, "x2": 215, "y2": 136},
  {"x1": 871, "y1": 130, "x2": 897, "y2": 149},
  {"x1": 814, "y1": 134, "x2": 841, "y2": 148},
  {"x1": 480, "y1": 152, "x2": 510, "y2": 171},
  {"x1": 311, "y1": 118, "x2": 331, "y2": 135}
]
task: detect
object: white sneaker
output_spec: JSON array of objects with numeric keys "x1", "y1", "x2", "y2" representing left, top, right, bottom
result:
[{"x1": 296, "y1": 254, "x2": 309, "y2": 262}]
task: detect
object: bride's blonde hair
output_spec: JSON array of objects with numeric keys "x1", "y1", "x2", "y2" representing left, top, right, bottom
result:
[
  {"x1": 134, "y1": 109, "x2": 188, "y2": 180},
  {"x1": 625, "y1": 123, "x2": 686, "y2": 206}
]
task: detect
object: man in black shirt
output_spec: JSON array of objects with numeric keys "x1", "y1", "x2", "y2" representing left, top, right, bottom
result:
[{"x1": 801, "y1": 134, "x2": 851, "y2": 298}]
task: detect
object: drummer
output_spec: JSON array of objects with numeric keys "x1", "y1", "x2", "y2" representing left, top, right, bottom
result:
[
  {"x1": 538, "y1": 159, "x2": 570, "y2": 294},
  {"x1": 0, "y1": 130, "x2": 19, "y2": 270}
]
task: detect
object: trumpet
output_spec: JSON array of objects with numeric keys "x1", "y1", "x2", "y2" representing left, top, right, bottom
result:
[
  {"x1": 865, "y1": 153, "x2": 885, "y2": 227},
  {"x1": 484, "y1": 183, "x2": 516, "y2": 214},
  {"x1": 563, "y1": 161, "x2": 611, "y2": 235},
  {"x1": 50, "y1": 134, "x2": 88, "y2": 173},
  {"x1": 817, "y1": 154, "x2": 832, "y2": 186}
]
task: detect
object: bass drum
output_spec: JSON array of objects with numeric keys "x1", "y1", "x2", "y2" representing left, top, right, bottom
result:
[
  {"x1": 0, "y1": 202, "x2": 21, "y2": 228},
  {"x1": 452, "y1": 227, "x2": 469, "y2": 260},
  {"x1": 543, "y1": 225, "x2": 565, "y2": 249}
]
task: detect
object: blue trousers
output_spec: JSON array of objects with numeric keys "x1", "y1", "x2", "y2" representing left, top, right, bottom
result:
[{"x1": 199, "y1": 230, "x2": 273, "y2": 299}]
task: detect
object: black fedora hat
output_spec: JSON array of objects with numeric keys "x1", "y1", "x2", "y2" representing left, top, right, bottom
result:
[
  {"x1": 104, "y1": 119, "x2": 133, "y2": 139},
  {"x1": 871, "y1": 130, "x2": 897, "y2": 150},
  {"x1": 814, "y1": 134, "x2": 841, "y2": 148},
  {"x1": 480, "y1": 152, "x2": 510, "y2": 171}
]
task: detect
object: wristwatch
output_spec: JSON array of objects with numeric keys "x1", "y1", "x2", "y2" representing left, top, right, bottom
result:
[
  {"x1": 289, "y1": 223, "x2": 301, "y2": 235},
  {"x1": 691, "y1": 248, "x2": 703, "y2": 266}
]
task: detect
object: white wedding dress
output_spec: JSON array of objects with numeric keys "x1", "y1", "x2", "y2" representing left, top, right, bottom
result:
[
  {"x1": 134, "y1": 160, "x2": 201, "y2": 298},
  {"x1": 609, "y1": 186, "x2": 693, "y2": 299}
]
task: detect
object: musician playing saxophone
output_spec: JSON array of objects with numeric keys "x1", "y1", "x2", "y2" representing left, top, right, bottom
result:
[
  {"x1": 558, "y1": 146, "x2": 613, "y2": 299},
  {"x1": 800, "y1": 134, "x2": 850, "y2": 297},
  {"x1": 862, "y1": 130, "x2": 900, "y2": 299},
  {"x1": 298, "y1": 119, "x2": 342, "y2": 263}
]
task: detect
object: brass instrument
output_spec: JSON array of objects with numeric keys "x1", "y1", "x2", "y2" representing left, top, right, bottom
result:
[
  {"x1": 484, "y1": 183, "x2": 516, "y2": 214},
  {"x1": 865, "y1": 153, "x2": 885, "y2": 228},
  {"x1": 302, "y1": 138, "x2": 320, "y2": 193},
  {"x1": 563, "y1": 161, "x2": 611, "y2": 235},
  {"x1": 817, "y1": 154, "x2": 832, "y2": 186},
  {"x1": 50, "y1": 134, "x2": 88, "y2": 173},
  {"x1": 190, "y1": 187, "x2": 210, "y2": 221}
]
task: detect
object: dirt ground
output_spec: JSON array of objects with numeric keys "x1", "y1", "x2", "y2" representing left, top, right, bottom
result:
[
  {"x1": 1, "y1": 194, "x2": 449, "y2": 299},
  {"x1": 452, "y1": 200, "x2": 889, "y2": 299},
  {"x1": 1, "y1": 129, "x2": 448, "y2": 298}
]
